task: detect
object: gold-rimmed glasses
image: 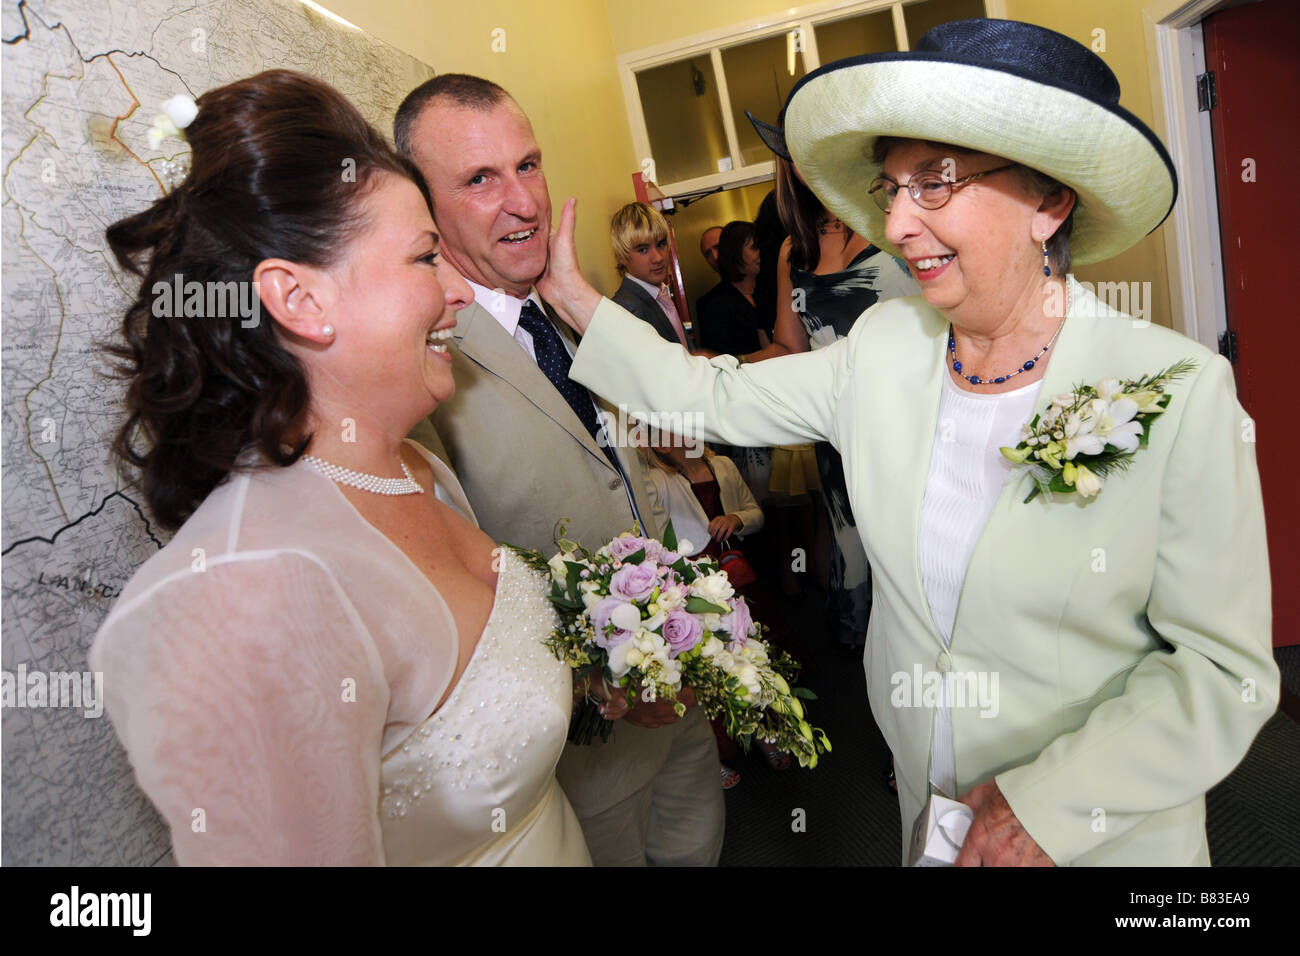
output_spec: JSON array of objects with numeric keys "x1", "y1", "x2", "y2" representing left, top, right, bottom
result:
[{"x1": 868, "y1": 163, "x2": 1019, "y2": 213}]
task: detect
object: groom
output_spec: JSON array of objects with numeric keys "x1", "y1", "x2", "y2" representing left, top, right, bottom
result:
[{"x1": 395, "y1": 74, "x2": 725, "y2": 866}]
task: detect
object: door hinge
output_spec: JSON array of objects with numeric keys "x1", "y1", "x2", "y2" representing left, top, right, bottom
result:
[
  {"x1": 1219, "y1": 328, "x2": 1238, "y2": 364},
  {"x1": 1197, "y1": 71, "x2": 1217, "y2": 111}
]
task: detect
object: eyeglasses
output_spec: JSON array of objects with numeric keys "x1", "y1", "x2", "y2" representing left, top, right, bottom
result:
[{"x1": 868, "y1": 163, "x2": 1019, "y2": 213}]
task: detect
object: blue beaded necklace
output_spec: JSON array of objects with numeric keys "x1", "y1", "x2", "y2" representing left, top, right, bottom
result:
[{"x1": 948, "y1": 319, "x2": 1065, "y2": 386}]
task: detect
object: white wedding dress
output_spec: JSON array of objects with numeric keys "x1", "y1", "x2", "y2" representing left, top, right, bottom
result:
[
  {"x1": 90, "y1": 442, "x2": 590, "y2": 866},
  {"x1": 379, "y1": 546, "x2": 589, "y2": 865}
]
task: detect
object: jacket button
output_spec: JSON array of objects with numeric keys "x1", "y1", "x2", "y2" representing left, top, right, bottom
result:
[
  {"x1": 609, "y1": 478, "x2": 622, "y2": 490},
  {"x1": 937, "y1": 653, "x2": 953, "y2": 674}
]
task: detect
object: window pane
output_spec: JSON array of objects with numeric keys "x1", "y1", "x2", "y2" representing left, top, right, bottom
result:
[
  {"x1": 814, "y1": 9, "x2": 898, "y2": 65},
  {"x1": 903, "y1": 0, "x2": 986, "y2": 48},
  {"x1": 636, "y1": 57, "x2": 731, "y2": 185},
  {"x1": 720, "y1": 32, "x2": 808, "y2": 168}
]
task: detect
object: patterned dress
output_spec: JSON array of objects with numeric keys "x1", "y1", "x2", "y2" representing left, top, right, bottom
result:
[{"x1": 790, "y1": 246, "x2": 918, "y2": 635}]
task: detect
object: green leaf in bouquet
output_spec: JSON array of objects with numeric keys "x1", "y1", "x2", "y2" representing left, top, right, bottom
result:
[
  {"x1": 685, "y1": 595, "x2": 731, "y2": 615},
  {"x1": 622, "y1": 548, "x2": 646, "y2": 565},
  {"x1": 662, "y1": 518, "x2": 678, "y2": 552},
  {"x1": 1047, "y1": 471, "x2": 1074, "y2": 494},
  {"x1": 672, "y1": 557, "x2": 696, "y2": 582},
  {"x1": 563, "y1": 560, "x2": 585, "y2": 598},
  {"x1": 790, "y1": 687, "x2": 818, "y2": 700}
]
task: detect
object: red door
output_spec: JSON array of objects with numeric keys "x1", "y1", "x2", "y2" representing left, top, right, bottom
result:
[{"x1": 1204, "y1": 0, "x2": 1300, "y2": 647}]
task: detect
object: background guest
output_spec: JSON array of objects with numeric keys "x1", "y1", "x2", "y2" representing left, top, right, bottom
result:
[
  {"x1": 696, "y1": 220, "x2": 766, "y2": 357},
  {"x1": 609, "y1": 202, "x2": 693, "y2": 348},
  {"x1": 639, "y1": 434, "x2": 797, "y2": 787}
]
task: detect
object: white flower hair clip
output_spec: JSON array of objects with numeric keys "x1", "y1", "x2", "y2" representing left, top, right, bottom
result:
[{"x1": 147, "y1": 94, "x2": 199, "y2": 150}]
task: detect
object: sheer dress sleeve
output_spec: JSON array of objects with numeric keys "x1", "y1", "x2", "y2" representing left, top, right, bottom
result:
[{"x1": 90, "y1": 550, "x2": 394, "y2": 865}]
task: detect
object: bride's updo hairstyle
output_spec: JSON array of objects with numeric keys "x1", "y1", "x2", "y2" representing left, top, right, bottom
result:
[{"x1": 106, "y1": 70, "x2": 427, "y2": 531}]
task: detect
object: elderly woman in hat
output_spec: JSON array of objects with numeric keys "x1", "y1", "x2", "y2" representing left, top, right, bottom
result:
[{"x1": 538, "y1": 19, "x2": 1278, "y2": 865}]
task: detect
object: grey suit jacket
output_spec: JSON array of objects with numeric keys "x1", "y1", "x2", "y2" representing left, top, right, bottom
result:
[
  {"x1": 416, "y1": 298, "x2": 662, "y2": 556},
  {"x1": 611, "y1": 277, "x2": 692, "y2": 349}
]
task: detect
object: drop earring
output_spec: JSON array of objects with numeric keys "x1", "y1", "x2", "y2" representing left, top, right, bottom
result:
[{"x1": 1041, "y1": 238, "x2": 1051, "y2": 277}]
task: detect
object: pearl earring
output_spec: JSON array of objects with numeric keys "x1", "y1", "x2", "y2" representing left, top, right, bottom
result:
[
  {"x1": 322, "y1": 324, "x2": 334, "y2": 338},
  {"x1": 1041, "y1": 238, "x2": 1051, "y2": 277}
]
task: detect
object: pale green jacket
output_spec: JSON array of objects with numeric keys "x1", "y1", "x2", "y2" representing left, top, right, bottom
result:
[{"x1": 569, "y1": 275, "x2": 1278, "y2": 865}]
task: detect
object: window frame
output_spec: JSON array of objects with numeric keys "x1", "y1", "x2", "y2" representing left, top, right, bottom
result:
[{"x1": 618, "y1": 0, "x2": 999, "y2": 198}]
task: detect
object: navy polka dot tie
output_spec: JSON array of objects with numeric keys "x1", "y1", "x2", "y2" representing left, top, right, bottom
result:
[{"x1": 517, "y1": 300, "x2": 608, "y2": 453}]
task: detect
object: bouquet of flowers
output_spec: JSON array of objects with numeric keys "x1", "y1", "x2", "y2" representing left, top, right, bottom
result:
[
  {"x1": 509, "y1": 521, "x2": 831, "y2": 768},
  {"x1": 1000, "y1": 359, "x2": 1196, "y2": 502}
]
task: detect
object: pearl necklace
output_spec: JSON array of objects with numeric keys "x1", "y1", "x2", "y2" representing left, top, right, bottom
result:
[{"x1": 302, "y1": 455, "x2": 424, "y2": 495}]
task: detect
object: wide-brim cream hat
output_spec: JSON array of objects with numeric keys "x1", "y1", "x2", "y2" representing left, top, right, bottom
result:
[{"x1": 782, "y1": 18, "x2": 1177, "y2": 266}]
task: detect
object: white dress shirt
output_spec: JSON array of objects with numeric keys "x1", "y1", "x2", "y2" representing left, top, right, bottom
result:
[{"x1": 465, "y1": 279, "x2": 572, "y2": 362}]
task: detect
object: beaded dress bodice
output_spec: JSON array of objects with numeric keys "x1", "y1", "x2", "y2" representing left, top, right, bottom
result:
[{"x1": 379, "y1": 547, "x2": 589, "y2": 866}]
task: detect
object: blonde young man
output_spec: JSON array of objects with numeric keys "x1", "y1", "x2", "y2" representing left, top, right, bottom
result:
[{"x1": 609, "y1": 202, "x2": 693, "y2": 349}]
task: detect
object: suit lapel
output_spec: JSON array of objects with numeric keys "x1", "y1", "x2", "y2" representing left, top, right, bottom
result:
[
  {"x1": 867, "y1": 306, "x2": 950, "y2": 653},
  {"x1": 455, "y1": 300, "x2": 612, "y2": 468}
]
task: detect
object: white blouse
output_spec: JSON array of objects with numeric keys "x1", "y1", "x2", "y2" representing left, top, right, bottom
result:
[{"x1": 919, "y1": 372, "x2": 1043, "y2": 797}]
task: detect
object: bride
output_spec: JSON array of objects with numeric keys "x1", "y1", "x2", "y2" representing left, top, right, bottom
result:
[{"x1": 89, "y1": 70, "x2": 591, "y2": 865}]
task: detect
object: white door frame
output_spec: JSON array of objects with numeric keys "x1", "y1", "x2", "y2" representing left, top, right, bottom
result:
[{"x1": 1142, "y1": 0, "x2": 1232, "y2": 351}]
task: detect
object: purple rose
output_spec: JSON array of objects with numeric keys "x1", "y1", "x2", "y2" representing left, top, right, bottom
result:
[
  {"x1": 610, "y1": 562, "x2": 658, "y2": 602},
  {"x1": 589, "y1": 596, "x2": 636, "y2": 649},
  {"x1": 606, "y1": 536, "x2": 649, "y2": 560},
  {"x1": 718, "y1": 598, "x2": 754, "y2": 643},
  {"x1": 662, "y1": 609, "x2": 704, "y2": 657}
]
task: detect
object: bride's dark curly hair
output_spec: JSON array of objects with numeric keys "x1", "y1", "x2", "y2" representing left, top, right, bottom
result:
[{"x1": 105, "y1": 69, "x2": 428, "y2": 531}]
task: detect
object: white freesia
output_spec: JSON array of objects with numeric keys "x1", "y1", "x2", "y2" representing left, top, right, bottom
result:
[
  {"x1": 1095, "y1": 377, "x2": 1122, "y2": 402},
  {"x1": 609, "y1": 602, "x2": 642, "y2": 632},
  {"x1": 608, "y1": 640, "x2": 641, "y2": 677},
  {"x1": 691, "y1": 571, "x2": 735, "y2": 606},
  {"x1": 640, "y1": 609, "x2": 666, "y2": 633},
  {"x1": 713, "y1": 649, "x2": 736, "y2": 673},
  {"x1": 1124, "y1": 389, "x2": 1164, "y2": 414},
  {"x1": 1073, "y1": 463, "x2": 1103, "y2": 497},
  {"x1": 698, "y1": 636, "x2": 723, "y2": 659},
  {"x1": 676, "y1": 539, "x2": 695, "y2": 557},
  {"x1": 655, "y1": 584, "x2": 686, "y2": 611}
]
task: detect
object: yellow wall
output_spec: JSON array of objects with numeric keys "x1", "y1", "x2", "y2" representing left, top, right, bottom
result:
[
  {"x1": 323, "y1": 0, "x2": 1173, "y2": 328},
  {"x1": 606, "y1": 0, "x2": 793, "y2": 53},
  {"x1": 1004, "y1": 0, "x2": 1172, "y2": 327},
  {"x1": 319, "y1": 0, "x2": 639, "y2": 295}
]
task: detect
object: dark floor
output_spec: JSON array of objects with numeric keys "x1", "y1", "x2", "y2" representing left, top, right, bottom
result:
[{"x1": 718, "y1": 533, "x2": 1300, "y2": 866}]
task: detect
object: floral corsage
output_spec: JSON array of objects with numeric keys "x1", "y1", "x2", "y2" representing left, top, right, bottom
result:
[{"x1": 1000, "y1": 359, "x2": 1197, "y2": 502}]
